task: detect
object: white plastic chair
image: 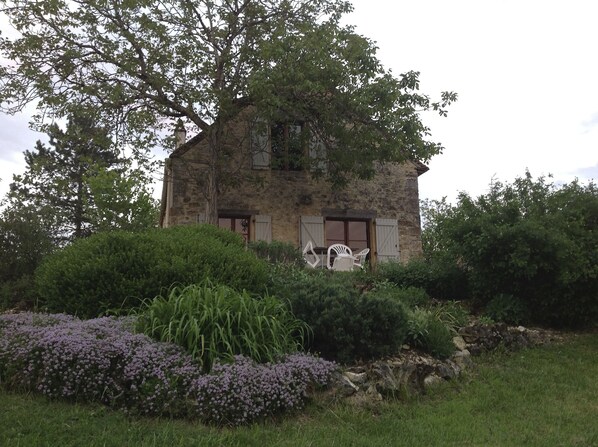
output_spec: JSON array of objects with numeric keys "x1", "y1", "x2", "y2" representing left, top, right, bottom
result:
[
  {"x1": 327, "y1": 244, "x2": 355, "y2": 271},
  {"x1": 332, "y1": 255, "x2": 355, "y2": 271},
  {"x1": 353, "y1": 248, "x2": 370, "y2": 269},
  {"x1": 302, "y1": 240, "x2": 320, "y2": 268}
]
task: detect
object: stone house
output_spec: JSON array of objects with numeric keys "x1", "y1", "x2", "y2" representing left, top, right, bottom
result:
[{"x1": 159, "y1": 108, "x2": 429, "y2": 264}]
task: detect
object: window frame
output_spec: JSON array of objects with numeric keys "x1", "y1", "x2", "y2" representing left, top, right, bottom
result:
[
  {"x1": 218, "y1": 215, "x2": 251, "y2": 242},
  {"x1": 325, "y1": 218, "x2": 371, "y2": 252},
  {"x1": 270, "y1": 121, "x2": 305, "y2": 171}
]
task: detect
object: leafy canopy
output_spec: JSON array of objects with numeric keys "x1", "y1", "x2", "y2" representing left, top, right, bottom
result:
[
  {"x1": 421, "y1": 172, "x2": 598, "y2": 327},
  {"x1": 0, "y1": 0, "x2": 456, "y2": 222}
]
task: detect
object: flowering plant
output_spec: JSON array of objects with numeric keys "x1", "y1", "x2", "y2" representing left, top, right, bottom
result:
[{"x1": 0, "y1": 312, "x2": 336, "y2": 425}]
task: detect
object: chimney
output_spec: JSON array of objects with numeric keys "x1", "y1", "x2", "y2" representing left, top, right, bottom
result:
[{"x1": 174, "y1": 119, "x2": 186, "y2": 149}]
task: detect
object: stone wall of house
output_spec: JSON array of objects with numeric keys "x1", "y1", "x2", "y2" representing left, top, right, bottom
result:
[{"x1": 163, "y1": 121, "x2": 426, "y2": 263}]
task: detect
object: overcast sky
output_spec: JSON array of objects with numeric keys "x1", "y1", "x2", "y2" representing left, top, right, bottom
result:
[{"x1": 1, "y1": 0, "x2": 597, "y2": 204}]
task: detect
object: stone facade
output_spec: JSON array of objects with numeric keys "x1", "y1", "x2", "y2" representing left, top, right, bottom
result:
[{"x1": 160, "y1": 111, "x2": 428, "y2": 264}]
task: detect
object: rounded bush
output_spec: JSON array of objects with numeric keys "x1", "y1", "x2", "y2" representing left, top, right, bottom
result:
[
  {"x1": 271, "y1": 271, "x2": 409, "y2": 364},
  {"x1": 35, "y1": 225, "x2": 269, "y2": 318}
]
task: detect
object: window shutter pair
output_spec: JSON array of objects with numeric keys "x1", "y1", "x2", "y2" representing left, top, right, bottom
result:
[
  {"x1": 300, "y1": 216, "x2": 400, "y2": 262},
  {"x1": 251, "y1": 120, "x2": 327, "y2": 172}
]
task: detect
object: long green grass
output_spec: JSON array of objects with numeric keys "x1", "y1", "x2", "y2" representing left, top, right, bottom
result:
[
  {"x1": 2, "y1": 333, "x2": 597, "y2": 446},
  {"x1": 135, "y1": 282, "x2": 308, "y2": 372}
]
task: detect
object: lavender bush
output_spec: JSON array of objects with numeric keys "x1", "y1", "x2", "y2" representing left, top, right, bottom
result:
[{"x1": 0, "y1": 312, "x2": 336, "y2": 425}]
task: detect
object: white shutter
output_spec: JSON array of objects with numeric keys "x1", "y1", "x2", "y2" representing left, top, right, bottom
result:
[
  {"x1": 251, "y1": 118, "x2": 270, "y2": 169},
  {"x1": 197, "y1": 212, "x2": 207, "y2": 224},
  {"x1": 375, "y1": 218, "x2": 400, "y2": 263},
  {"x1": 300, "y1": 216, "x2": 324, "y2": 248},
  {"x1": 309, "y1": 127, "x2": 328, "y2": 173},
  {"x1": 254, "y1": 215, "x2": 272, "y2": 242}
]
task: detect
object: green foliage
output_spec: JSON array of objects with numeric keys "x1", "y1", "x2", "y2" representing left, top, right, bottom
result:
[
  {"x1": 248, "y1": 240, "x2": 304, "y2": 267},
  {"x1": 376, "y1": 258, "x2": 469, "y2": 301},
  {"x1": 0, "y1": 204, "x2": 54, "y2": 309},
  {"x1": 429, "y1": 300, "x2": 470, "y2": 334},
  {"x1": 406, "y1": 308, "x2": 455, "y2": 359},
  {"x1": 423, "y1": 318, "x2": 456, "y2": 359},
  {"x1": 5, "y1": 112, "x2": 156, "y2": 243},
  {"x1": 369, "y1": 283, "x2": 431, "y2": 309},
  {"x1": 484, "y1": 294, "x2": 529, "y2": 325},
  {"x1": 270, "y1": 271, "x2": 409, "y2": 364},
  {"x1": 422, "y1": 173, "x2": 598, "y2": 327},
  {"x1": 35, "y1": 225, "x2": 269, "y2": 318},
  {"x1": 135, "y1": 282, "x2": 307, "y2": 372},
  {"x1": 0, "y1": 275, "x2": 38, "y2": 310},
  {"x1": 0, "y1": 0, "x2": 455, "y2": 222}
]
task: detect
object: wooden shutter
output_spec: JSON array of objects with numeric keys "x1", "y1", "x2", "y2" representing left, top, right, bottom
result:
[
  {"x1": 254, "y1": 215, "x2": 272, "y2": 242},
  {"x1": 251, "y1": 118, "x2": 270, "y2": 169},
  {"x1": 300, "y1": 216, "x2": 324, "y2": 248},
  {"x1": 375, "y1": 218, "x2": 400, "y2": 263}
]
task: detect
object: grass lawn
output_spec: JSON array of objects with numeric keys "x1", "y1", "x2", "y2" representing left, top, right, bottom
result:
[{"x1": 2, "y1": 332, "x2": 597, "y2": 447}]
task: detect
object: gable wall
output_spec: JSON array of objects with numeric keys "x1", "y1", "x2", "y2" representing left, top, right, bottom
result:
[{"x1": 163, "y1": 120, "x2": 425, "y2": 263}]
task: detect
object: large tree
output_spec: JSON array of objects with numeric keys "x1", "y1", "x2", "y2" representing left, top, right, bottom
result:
[
  {"x1": 0, "y1": 0, "x2": 456, "y2": 224},
  {"x1": 7, "y1": 112, "x2": 157, "y2": 242}
]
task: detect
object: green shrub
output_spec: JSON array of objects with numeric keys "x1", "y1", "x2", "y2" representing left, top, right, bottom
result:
[
  {"x1": 368, "y1": 283, "x2": 431, "y2": 309},
  {"x1": 423, "y1": 318, "x2": 455, "y2": 359},
  {"x1": 484, "y1": 294, "x2": 530, "y2": 325},
  {"x1": 271, "y1": 271, "x2": 409, "y2": 364},
  {"x1": 35, "y1": 225, "x2": 269, "y2": 318},
  {"x1": 248, "y1": 240, "x2": 305, "y2": 267},
  {"x1": 430, "y1": 300, "x2": 470, "y2": 333},
  {"x1": 377, "y1": 258, "x2": 469, "y2": 301},
  {"x1": 406, "y1": 308, "x2": 456, "y2": 359},
  {"x1": 421, "y1": 174, "x2": 598, "y2": 327},
  {"x1": 136, "y1": 282, "x2": 307, "y2": 372},
  {"x1": 0, "y1": 275, "x2": 39, "y2": 311}
]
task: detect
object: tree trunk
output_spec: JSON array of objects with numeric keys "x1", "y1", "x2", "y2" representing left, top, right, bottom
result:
[{"x1": 204, "y1": 125, "x2": 221, "y2": 225}]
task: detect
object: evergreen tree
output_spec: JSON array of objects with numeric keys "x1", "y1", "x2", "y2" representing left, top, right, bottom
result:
[{"x1": 7, "y1": 112, "x2": 156, "y2": 243}]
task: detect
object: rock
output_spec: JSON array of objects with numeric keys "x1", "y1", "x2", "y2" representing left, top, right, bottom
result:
[
  {"x1": 423, "y1": 374, "x2": 444, "y2": 388},
  {"x1": 338, "y1": 374, "x2": 359, "y2": 396},
  {"x1": 452, "y1": 349, "x2": 473, "y2": 368},
  {"x1": 344, "y1": 371, "x2": 367, "y2": 384},
  {"x1": 436, "y1": 360, "x2": 461, "y2": 380},
  {"x1": 365, "y1": 385, "x2": 383, "y2": 401},
  {"x1": 452, "y1": 335, "x2": 467, "y2": 351}
]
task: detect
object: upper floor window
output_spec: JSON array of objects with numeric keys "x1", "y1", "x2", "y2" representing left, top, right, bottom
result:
[
  {"x1": 251, "y1": 118, "x2": 326, "y2": 172},
  {"x1": 271, "y1": 122, "x2": 304, "y2": 171}
]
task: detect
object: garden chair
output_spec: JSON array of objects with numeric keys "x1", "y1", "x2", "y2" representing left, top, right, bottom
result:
[
  {"x1": 302, "y1": 240, "x2": 320, "y2": 268},
  {"x1": 352, "y1": 248, "x2": 370, "y2": 269},
  {"x1": 327, "y1": 243, "x2": 356, "y2": 271}
]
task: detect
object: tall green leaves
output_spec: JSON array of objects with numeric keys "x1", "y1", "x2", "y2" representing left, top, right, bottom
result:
[{"x1": 136, "y1": 283, "x2": 308, "y2": 372}]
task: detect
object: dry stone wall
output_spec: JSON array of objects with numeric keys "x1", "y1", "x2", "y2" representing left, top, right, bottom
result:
[{"x1": 162, "y1": 118, "x2": 427, "y2": 262}]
